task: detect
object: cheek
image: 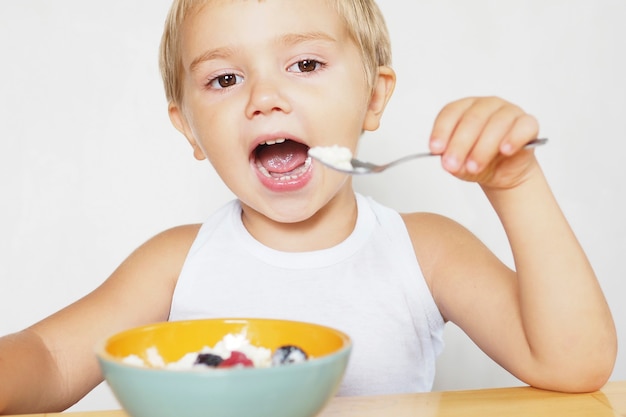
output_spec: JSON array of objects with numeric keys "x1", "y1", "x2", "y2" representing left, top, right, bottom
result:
[
  {"x1": 323, "y1": 96, "x2": 369, "y2": 137},
  {"x1": 186, "y1": 110, "x2": 250, "y2": 180},
  {"x1": 325, "y1": 78, "x2": 371, "y2": 126},
  {"x1": 187, "y1": 105, "x2": 233, "y2": 153}
]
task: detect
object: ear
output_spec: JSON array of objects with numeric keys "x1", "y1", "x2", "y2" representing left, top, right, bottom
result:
[
  {"x1": 168, "y1": 103, "x2": 207, "y2": 161},
  {"x1": 362, "y1": 66, "x2": 396, "y2": 132}
]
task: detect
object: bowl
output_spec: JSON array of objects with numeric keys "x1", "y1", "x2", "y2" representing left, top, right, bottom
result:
[{"x1": 96, "y1": 318, "x2": 352, "y2": 417}]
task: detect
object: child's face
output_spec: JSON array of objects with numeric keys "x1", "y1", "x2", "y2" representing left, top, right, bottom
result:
[{"x1": 170, "y1": 0, "x2": 391, "y2": 223}]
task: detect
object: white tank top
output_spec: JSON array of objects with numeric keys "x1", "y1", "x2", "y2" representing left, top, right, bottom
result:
[{"x1": 169, "y1": 193, "x2": 444, "y2": 395}]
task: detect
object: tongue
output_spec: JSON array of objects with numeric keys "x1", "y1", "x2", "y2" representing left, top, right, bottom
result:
[{"x1": 256, "y1": 140, "x2": 309, "y2": 174}]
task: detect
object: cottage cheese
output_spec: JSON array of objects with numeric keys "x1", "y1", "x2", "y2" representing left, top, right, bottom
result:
[
  {"x1": 308, "y1": 145, "x2": 354, "y2": 171},
  {"x1": 122, "y1": 332, "x2": 272, "y2": 370}
]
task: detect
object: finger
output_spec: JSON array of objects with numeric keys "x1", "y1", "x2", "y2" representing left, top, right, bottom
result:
[
  {"x1": 444, "y1": 98, "x2": 507, "y2": 173},
  {"x1": 429, "y1": 97, "x2": 476, "y2": 155},
  {"x1": 500, "y1": 113, "x2": 540, "y2": 155},
  {"x1": 465, "y1": 104, "x2": 526, "y2": 173}
]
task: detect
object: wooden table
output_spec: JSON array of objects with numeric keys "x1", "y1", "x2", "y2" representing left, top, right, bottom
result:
[{"x1": 10, "y1": 381, "x2": 626, "y2": 417}]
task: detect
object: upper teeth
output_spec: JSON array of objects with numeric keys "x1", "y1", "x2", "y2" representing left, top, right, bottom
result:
[{"x1": 260, "y1": 138, "x2": 286, "y2": 146}]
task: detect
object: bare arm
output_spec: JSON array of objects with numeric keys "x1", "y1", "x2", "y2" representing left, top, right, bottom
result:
[
  {"x1": 479, "y1": 162, "x2": 616, "y2": 390},
  {"x1": 0, "y1": 329, "x2": 63, "y2": 413},
  {"x1": 0, "y1": 224, "x2": 199, "y2": 414},
  {"x1": 409, "y1": 96, "x2": 617, "y2": 393},
  {"x1": 406, "y1": 169, "x2": 616, "y2": 393}
]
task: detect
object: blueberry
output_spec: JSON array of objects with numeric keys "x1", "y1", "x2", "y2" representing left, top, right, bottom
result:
[
  {"x1": 194, "y1": 353, "x2": 223, "y2": 367},
  {"x1": 271, "y1": 345, "x2": 308, "y2": 366}
]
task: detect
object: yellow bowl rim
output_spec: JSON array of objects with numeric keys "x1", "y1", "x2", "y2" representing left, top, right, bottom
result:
[{"x1": 95, "y1": 317, "x2": 352, "y2": 371}]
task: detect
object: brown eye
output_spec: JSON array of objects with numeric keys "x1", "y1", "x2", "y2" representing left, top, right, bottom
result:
[
  {"x1": 218, "y1": 74, "x2": 237, "y2": 88},
  {"x1": 298, "y1": 60, "x2": 319, "y2": 72},
  {"x1": 288, "y1": 59, "x2": 323, "y2": 73},
  {"x1": 208, "y1": 73, "x2": 243, "y2": 89}
]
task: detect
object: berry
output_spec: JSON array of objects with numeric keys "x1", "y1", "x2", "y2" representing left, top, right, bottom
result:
[
  {"x1": 194, "y1": 353, "x2": 223, "y2": 367},
  {"x1": 218, "y1": 351, "x2": 254, "y2": 368},
  {"x1": 271, "y1": 345, "x2": 308, "y2": 366}
]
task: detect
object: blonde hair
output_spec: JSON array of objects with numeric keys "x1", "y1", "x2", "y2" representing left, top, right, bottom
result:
[{"x1": 159, "y1": 0, "x2": 392, "y2": 106}]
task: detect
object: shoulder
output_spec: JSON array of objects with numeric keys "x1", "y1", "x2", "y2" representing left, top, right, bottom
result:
[
  {"x1": 400, "y1": 211, "x2": 460, "y2": 234},
  {"x1": 400, "y1": 211, "x2": 485, "y2": 249},
  {"x1": 400, "y1": 211, "x2": 476, "y2": 262},
  {"x1": 127, "y1": 224, "x2": 202, "y2": 271},
  {"x1": 105, "y1": 223, "x2": 202, "y2": 292},
  {"x1": 148, "y1": 223, "x2": 202, "y2": 246},
  {"x1": 399, "y1": 212, "x2": 462, "y2": 287},
  {"x1": 80, "y1": 223, "x2": 203, "y2": 323},
  {"x1": 400, "y1": 212, "x2": 508, "y2": 321}
]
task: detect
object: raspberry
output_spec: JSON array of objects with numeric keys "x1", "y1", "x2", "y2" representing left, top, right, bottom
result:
[{"x1": 218, "y1": 351, "x2": 254, "y2": 368}]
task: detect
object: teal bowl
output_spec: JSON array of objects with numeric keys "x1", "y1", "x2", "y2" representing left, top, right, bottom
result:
[{"x1": 96, "y1": 318, "x2": 352, "y2": 417}]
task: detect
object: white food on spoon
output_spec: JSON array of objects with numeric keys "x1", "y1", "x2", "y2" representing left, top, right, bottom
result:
[{"x1": 308, "y1": 145, "x2": 354, "y2": 171}]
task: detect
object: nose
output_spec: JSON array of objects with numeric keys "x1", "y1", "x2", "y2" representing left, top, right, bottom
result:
[{"x1": 244, "y1": 74, "x2": 292, "y2": 119}]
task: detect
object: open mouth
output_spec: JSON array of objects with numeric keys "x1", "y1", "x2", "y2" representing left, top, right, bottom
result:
[{"x1": 253, "y1": 139, "x2": 312, "y2": 181}]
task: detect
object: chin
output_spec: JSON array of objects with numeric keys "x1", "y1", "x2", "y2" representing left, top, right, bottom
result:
[
  {"x1": 241, "y1": 194, "x2": 320, "y2": 225},
  {"x1": 267, "y1": 204, "x2": 318, "y2": 224}
]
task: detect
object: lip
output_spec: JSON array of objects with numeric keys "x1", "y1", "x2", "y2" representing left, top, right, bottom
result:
[{"x1": 249, "y1": 132, "x2": 314, "y2": 192}]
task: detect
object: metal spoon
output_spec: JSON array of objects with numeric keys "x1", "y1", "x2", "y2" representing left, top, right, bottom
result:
[{"x1": 309, "y1": 138, "x2": 548, "y2": 175}]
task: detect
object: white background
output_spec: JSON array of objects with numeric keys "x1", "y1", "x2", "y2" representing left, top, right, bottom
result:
[{"x1": 1, "y1": 0, "x2": 624, "y2": 412}]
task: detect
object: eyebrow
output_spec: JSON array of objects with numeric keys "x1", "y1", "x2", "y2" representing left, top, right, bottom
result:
[
  {"x1": 190, "y1": 47, "x2": 237, "y2": 73},
  {"x1": 189, "y1": 31, "x2": 337, "y2": 73},
  {"x1": 277, "y1": 31, "x2": 337, "y2": 47}
]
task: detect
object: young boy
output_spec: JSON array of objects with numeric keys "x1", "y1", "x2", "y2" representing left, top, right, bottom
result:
[{"x1": 0, "y1": 0, "x2": 617, "y2": 414}]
